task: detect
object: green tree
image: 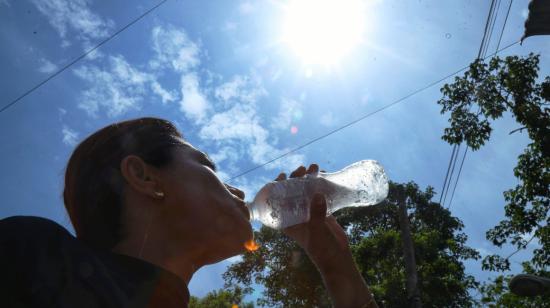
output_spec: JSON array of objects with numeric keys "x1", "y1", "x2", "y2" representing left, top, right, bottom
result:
[
  {"x1": 188, "y1": 286, "x2": 254, "y2": 308},
  {"x1": 437, "y1": 54, "x2": 549, "y2": 272},
  {"x1": 223, "y1": 182, "x2": 480, "y2": 307},
  {"x1": 479, "y1": 263, "x2": 550, "y2": 307}
]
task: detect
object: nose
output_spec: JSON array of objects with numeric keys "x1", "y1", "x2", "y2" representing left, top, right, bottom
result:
[{"x1": 224, "y1": 183, "x2": 245, "y2": 200}]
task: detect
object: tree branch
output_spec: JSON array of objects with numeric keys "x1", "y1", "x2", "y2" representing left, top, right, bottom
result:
[
  {"x1": 504, "y1": 233, "x2": 537, "y2": 261},
  {"x1": 509, "y1": 127, "x2": 528, "y2": 135}
]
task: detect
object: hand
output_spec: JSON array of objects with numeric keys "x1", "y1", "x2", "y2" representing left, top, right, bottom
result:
[
  {"x1": 275, "y1": 164, "x2": 378, "y2": 307},
  {"x1": 276, "y1": 164, "x2": 351, "y2": 268}
]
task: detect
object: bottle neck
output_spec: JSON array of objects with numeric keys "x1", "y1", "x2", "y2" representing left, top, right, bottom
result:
[{"x1": 245, "y1": 201, "x2": 256, "y2": 222}]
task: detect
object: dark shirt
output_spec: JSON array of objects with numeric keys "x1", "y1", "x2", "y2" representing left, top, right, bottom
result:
[{"x1": 0, "y1": 216, "x2": 189, "y2": 308}]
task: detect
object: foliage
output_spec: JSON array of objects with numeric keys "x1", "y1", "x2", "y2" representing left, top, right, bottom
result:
[
  {"x1": 437, "y1": 53, "x2": 549, "y2": 272},
  {"x1": 479, "y1": 263, "x2": 550, "y2": 307},
  {"x1": 223, "y1": 182, "x2": 480, "y2": 307},
  {"x1": 188, "y1": 287, "x2": 254, "y2": 308}
]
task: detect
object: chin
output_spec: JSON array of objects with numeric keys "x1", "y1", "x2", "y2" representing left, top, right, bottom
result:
[
  {"x1": 204, "y1": 242, "x2": 247, "y2": 265},
  {"x1": 206, "y1": 214, "x2": 253, "y2": 262}
]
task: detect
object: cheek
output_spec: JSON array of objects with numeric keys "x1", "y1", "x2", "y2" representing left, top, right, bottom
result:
[{"x1": 212, "y1": 214, "x2": 239, "y2": 234}]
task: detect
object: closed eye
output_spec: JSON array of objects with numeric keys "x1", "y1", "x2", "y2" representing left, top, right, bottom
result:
[{"x1": 198, "y1": 152, "x2": 217, "y2": 172}]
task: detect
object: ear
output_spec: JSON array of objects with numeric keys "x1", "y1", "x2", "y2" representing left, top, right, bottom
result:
[{"x1": 120, "y1": 155, "x2": 162, "y2": 199}]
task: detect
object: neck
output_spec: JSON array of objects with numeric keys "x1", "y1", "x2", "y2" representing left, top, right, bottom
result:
[{"x1": 111, "y1": 227, "x2": 199, "y2": 285}]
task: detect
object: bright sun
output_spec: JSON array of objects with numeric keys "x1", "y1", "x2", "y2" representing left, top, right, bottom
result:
[{"x1": 282, "y1": 0, "x2": 366, "y2": 67}]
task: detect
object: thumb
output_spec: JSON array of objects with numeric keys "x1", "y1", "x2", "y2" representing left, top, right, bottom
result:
[{"x1": 310, "y1": 193, "x2": 327, "y2": 222}]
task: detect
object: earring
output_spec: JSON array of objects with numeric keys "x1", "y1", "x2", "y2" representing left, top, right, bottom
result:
[{"x1": 154, "y1": 191, "x2": 165, "y2": 198}]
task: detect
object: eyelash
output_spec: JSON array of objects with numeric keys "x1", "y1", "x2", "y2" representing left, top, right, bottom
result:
[{"x1": 202, "y1": 159, "x2": 216, "y2": 171}]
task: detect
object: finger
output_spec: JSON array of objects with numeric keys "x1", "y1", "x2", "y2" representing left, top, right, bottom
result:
[
  {"x1": 306, "y1": 164, "x2": 319, "y2": 175},
  {"x1": 275, "y1": 173, "x2": 287, "y2": 181},
  {"x1": 289, "y1": 166, "x2": 306, "y2": 178},
  {"x1": 310, "y1": 193, "x2": 327, "y2": 223}
]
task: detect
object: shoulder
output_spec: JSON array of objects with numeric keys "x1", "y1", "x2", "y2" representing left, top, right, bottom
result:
[
  {"x1": 0, "y1": 215, "x2": 72, "y2": 243},
  {"x1": 0, "y1": 216, "x2": 75, "y2": 264},
  {"x1": 0, "y1": 216, "x2": 78, "y2": 305}
]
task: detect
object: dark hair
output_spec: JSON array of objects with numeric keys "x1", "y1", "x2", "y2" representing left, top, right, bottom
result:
[{"x1": 63, "y1": 117, "x2": 183, "y2": 250}]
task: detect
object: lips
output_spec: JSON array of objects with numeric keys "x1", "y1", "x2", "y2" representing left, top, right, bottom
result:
[{"x1": 235, "y1": 199, "x2": 251, "y2": 221}]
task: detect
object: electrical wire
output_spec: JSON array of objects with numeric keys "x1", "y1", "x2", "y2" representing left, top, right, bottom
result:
[
  {"x1": 496, "y1": 0, "x2": 513, "y2": 53},
  {"x1": 0, "y1": 0, "x2": 519, "y2": 190},
  {"x1": 441, "y1": 0, "x2": 497, "y2": 207},
  {"x1": 228, "y1": 40, "x2": 519, "y2": 183},
  {"x1": 446, "y1": 0, "x2": 514, "y2": 210},
  {"x1": 0, "y1": 0, "x2": 169, "y2": 114},
  {"x1": 447, "y1": 146, "x2": 468, "y2": 210},
  {"x1": 482, "y1": 0, "x2": 501, "y2": 57},
  {"x1": 442, "y1": 143, "x2": 461, "y2": 207},
  {"x1": 439, "y1": 145, "x2": 457, "y2": 205},
  {"x1": 477, "y1": 0, "x2": 498, "y2": 59}
]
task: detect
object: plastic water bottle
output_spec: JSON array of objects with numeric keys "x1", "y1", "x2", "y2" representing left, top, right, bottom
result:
[{"x1": 246, "y1": 160, "x2": 389, "y2": 229}]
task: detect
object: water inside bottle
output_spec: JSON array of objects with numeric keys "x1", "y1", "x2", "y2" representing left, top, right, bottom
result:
[
  {"x1": 249, "y1": 177, "x2": 357, "y2": 229},
  {"x1": 248, "y1": 160, "x2": 388, "y2": 229}
]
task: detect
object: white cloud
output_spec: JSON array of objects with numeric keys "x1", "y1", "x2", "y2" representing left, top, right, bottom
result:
[
  {"x1": 200, "y1": 104, "x2": 260, "y2": 141},
  {"x1": 32, "y1": 0, "x2": 114, "y2": 46},
  {"x1": 214, "y1": 74, "x2": 267, "y2": 106},
  {"x1": 74, "y1": 54, "x2": 177, "y2": 116},
  {"x1": 151, "y1": 81, "x2": 177, "y2": 104},
  {"x1": 74, "y1": 55, "x2": 150, "y2": 117},
  {"x1": 38, "y1": 58, "x2": 58, "y2": 74},
  {"x1": 214, "y1": 77, "x2": 244, "y2": 102},
  {"x1": 81, "y1": 40, "x2": 103, "y2": 59},
  {"x1": 179, "y1": 73, "x2": 209, "y2": 122},
  {"x1": 210, "y1": 146, "x2": 240, "y2": 165},
  {"x1": 199, "y1": 103, "x2": 304, "y2": 170},
  {"x1": 150, "y1": 26, "x2": 200, "y2": 72},
  {"x1": 62, "y1": 125, "x2": 79, "y2": 146},
  {"x1": 110, "y1": 55, "x2": 150, "y2": 84},
  {"x1": 69, "y1": 22, "x2": 305, "y2": 182},
  {"x1": 271, "y1": 98, "x2": 301, "y2": 130},
  {"x1": 57, "y1": 107, "x2": 67, "y2": 121}
]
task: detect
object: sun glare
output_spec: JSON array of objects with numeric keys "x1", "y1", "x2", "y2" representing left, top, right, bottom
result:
[{"x1": 282, "y1": 0, "x2": 366, "y2": 66}]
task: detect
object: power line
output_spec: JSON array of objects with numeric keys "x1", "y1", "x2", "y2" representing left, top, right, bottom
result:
[
  {"x1": 0, "y1": 0, "x2": 169, "y2": 114},
  {"x1": 446, "y1": 0, "x2": 514, "y2": 210},
  {"x1": 441, "y1": 0, "x2": 497, "y2": 207},
  {"x1": 439, "y1": 145, "x2": 457, "y2": 205},
  {"x1": 442, "y1": 143, "x2": 461, "y2": 207},
  {"x1": 496, "y1": 0, "x2": 513, "y2": 52},
  {"x1": 483, "y1": 0, "x2": 501, "y2": 57},
  {"x1": 477, "y1": 0, "x2": 498, "y2": 58},
  {"x1": 228, "y1": 40, "x2": 519, "y2": 183},
  {"x1": 447, "y1": 146, "x2": 468, "y2": 210}
]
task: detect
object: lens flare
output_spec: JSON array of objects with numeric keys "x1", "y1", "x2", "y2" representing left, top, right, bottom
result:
[
  {"x1": 244, "y1": 239, "x2": 259, "y2": 251},
  {"x1": 293, "y1": 109, "x2": 303, "y2": 120},
  {"x1": 290, "y1": 126, "x2": 299, "y2": 134}
]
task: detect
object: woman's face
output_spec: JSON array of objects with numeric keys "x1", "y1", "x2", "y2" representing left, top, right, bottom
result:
[{"x1": 157, "y1": 141, "x2": 253, "y2": 265}]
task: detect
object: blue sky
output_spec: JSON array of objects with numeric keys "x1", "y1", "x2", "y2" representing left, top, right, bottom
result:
[{"x1": 1, "y1": 0, "x2": 549, "y2": 300}]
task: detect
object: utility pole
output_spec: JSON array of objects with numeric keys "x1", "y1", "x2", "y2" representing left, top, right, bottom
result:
[{"x1": 396, "y1": 185, "x2": 422, "y2": 308}]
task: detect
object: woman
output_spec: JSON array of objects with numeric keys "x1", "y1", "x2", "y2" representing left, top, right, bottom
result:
[{"x1": 0, "y1": 117, "x2": 377, "y2": 307}]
